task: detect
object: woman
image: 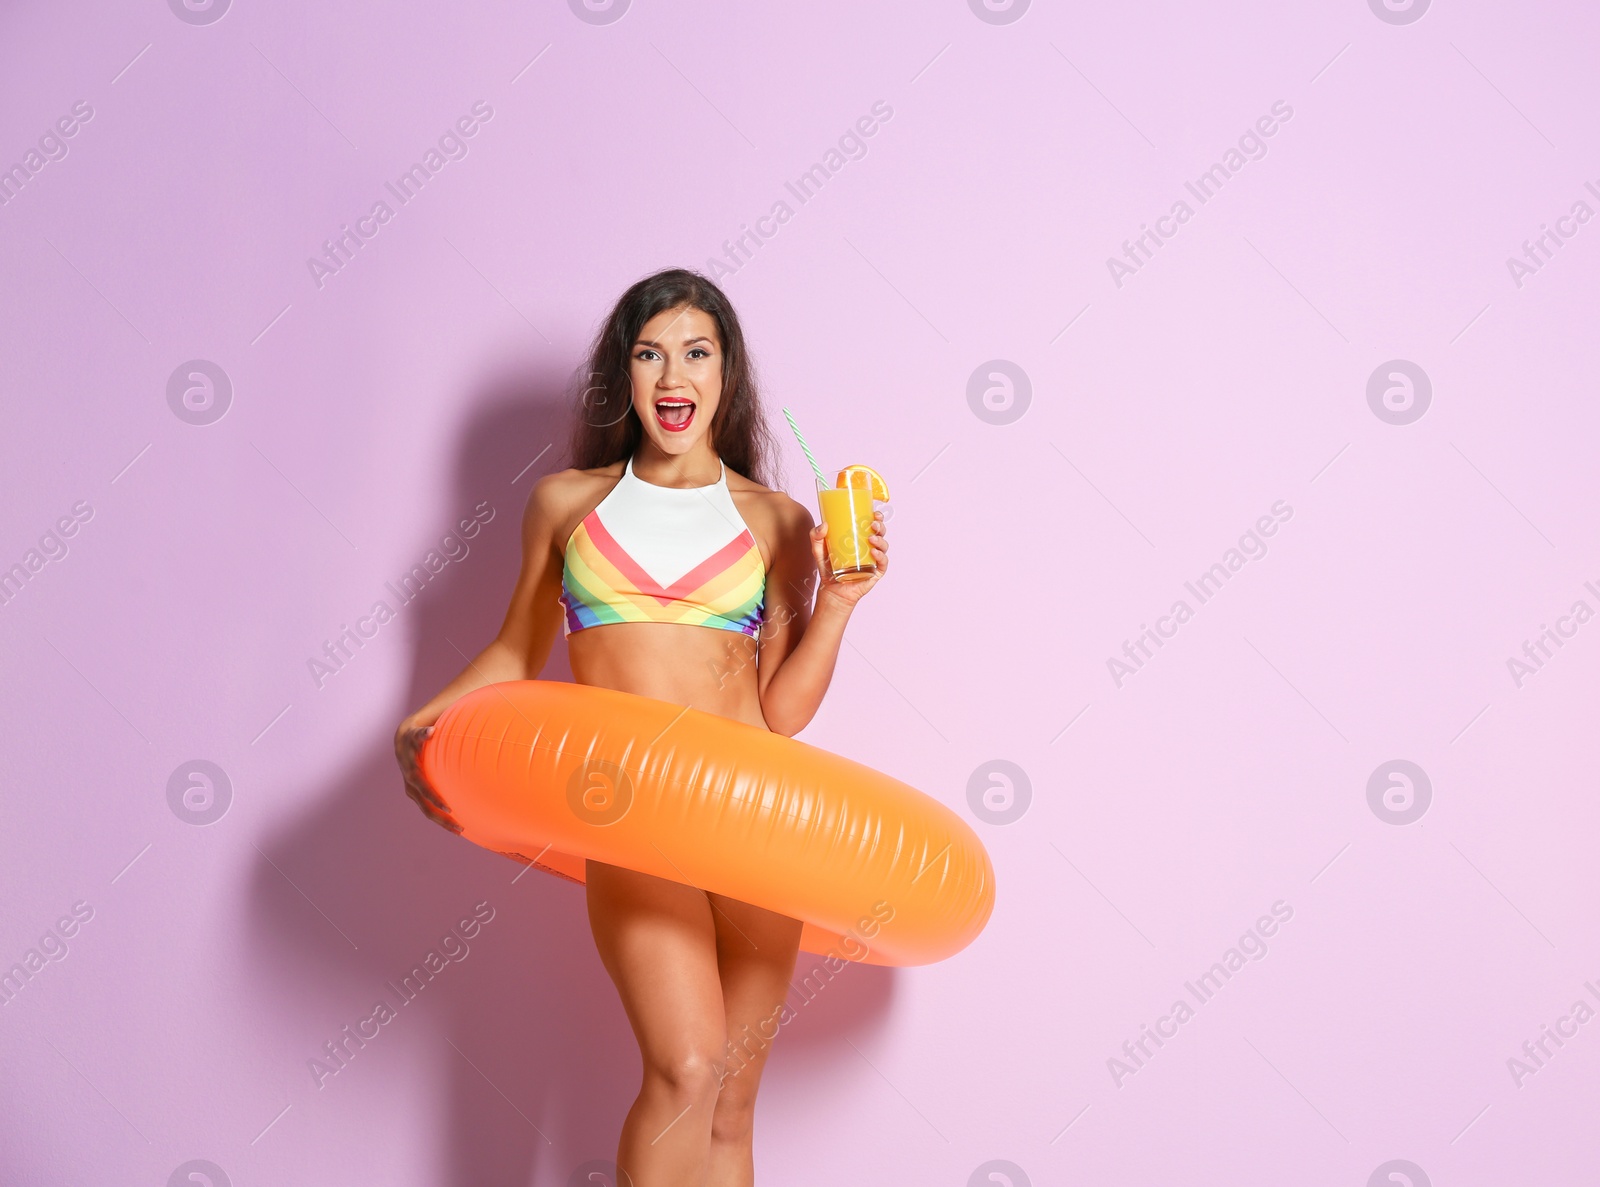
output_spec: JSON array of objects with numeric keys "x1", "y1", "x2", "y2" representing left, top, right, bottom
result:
[{"x1": 394, "y1": 267, "x2": 887, "y2": 1186}]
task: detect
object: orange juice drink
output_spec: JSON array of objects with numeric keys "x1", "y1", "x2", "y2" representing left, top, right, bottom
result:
[
  {"x1": 818, "y1": 487, "x2": 876, "y2": 581},
  {"x1": 818, "y1": 464, "x2": 889, "y2": 582}
]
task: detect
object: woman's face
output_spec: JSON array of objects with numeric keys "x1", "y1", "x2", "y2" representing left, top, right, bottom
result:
[{"x1": 629, "y1": 304, "x2": 724, "y2": 458}]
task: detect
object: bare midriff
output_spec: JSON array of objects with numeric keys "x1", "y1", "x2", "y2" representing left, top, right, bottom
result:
[{"x1": 566, "y1": 621, "x2": 768, "y2": 730}]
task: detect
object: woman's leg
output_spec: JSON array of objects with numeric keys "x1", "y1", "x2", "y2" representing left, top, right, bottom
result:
[
  {"x1": 586, "y1": 859, "x2": 729, "y2": 1187},
  {"x1": 704, "y1": 894, "x2": 803, "y2": 1187}
]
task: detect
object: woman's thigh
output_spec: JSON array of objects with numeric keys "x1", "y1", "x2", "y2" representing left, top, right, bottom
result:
[
  {"x1": 707, "y1": 894, "x2": 803, "y2": 1092},
  {"x1": 585, "y1": 859, "x2": 727, "y2": 1070}
]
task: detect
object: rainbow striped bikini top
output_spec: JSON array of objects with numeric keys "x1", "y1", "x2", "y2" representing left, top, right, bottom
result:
[{"x1": 559, "y1": 456, "x2": 766, "y2": 638}]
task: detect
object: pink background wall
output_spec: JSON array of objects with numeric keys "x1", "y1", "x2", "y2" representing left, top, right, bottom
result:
[{"x1": 3, "y1": 1, "x2": 1597, "y2": 1183}]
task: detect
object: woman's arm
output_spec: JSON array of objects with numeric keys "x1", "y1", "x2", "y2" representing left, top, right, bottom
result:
[
  {"x1": 394, "y1": 473, "x2": 573, "y2": 826},
  {"x1": 397, "y1": 473, "x2": 570, "y2": 728},
  {"x1": 755, "y1": 498, "x2": 888, "y2": 737}
]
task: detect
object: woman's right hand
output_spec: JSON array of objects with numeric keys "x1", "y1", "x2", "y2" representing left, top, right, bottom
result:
[{"x1": 394, "y1": 718, "x2": 461, "y2": 834}]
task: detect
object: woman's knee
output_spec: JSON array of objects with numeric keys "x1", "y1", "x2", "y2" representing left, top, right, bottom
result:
[
  {"x1": 710, "y1": 1079, "x2": 757, "y2": 1144},
  {"x1": 645, "y1": 1046, "x2": 726, "y2": 1106}
]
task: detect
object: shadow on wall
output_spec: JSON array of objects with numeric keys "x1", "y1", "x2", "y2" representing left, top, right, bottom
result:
[{"x1": 244, "y1": 365, "x2": 893, "y2": 1184}]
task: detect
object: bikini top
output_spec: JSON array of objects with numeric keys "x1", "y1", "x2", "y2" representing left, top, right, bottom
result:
[{"x1": 559, "y1": 455, "x2": 766, "y2": 638}]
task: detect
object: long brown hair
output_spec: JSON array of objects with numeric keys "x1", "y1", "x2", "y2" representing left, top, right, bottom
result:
[{"x1": 566, "y1": 268, "x2": 779, "y2": 487}]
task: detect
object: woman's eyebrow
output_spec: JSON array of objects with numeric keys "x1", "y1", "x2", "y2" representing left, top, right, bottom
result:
[{"x1": 633, "y1": 336, "x2": 714, "y2": 348}]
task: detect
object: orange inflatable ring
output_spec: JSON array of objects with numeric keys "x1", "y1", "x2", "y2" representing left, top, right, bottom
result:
[{"x1": 417, "y1": 680, "x2": 995, "y2": 966}]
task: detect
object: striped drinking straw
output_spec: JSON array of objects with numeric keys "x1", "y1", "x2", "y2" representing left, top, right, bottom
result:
[{"x1": 781, "y1": 406, "x2": 830, "y2": 489}]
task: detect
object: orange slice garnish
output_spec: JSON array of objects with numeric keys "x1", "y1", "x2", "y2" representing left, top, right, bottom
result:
[{"x1": 836, "y1": 464, "x2": 889, "y2": 501}]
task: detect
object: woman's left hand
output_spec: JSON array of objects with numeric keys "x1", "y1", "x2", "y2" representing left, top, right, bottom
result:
[{"x1": 809, "y1": 510, "x2": 888, "y2": 609}]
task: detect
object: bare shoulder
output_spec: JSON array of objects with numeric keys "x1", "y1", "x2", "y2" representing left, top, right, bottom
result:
[
  {"x1": 526, "y1": 463, "x2": 625, "y2": 535},
  {"x1": 727, "y1": 469, "x2": 814, "y2": 548}
]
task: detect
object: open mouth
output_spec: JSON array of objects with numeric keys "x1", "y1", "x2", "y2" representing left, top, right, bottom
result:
[{"x1": 654, "y1": 398, "x2": 696, "y2": 432}]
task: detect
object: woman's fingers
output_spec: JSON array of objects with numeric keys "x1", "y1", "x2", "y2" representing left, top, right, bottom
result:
[
  {"x1": 409, "y1": 789, "x2": 463, "y2": 834},
  {"x1": 404, "y1": 764, "x2": 446, "y2": 812},
  {"x1": 405, "y1": 777, "x2": 461, "y2": 832},
  {"x1": 396, "y1": 725, "x2": 460, "y2": 830},
  {"x1": 810, "y1": 515, "x2": 894, "y2": 601},
  {"x1": 868, "y1": 511, "x2": 888, "y2": 576},
  {"x1": 809, "y1": 523, "x2": 832, "y2": 584}
]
